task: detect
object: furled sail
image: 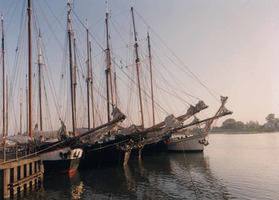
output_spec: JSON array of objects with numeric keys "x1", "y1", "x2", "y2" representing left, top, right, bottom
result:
[{"x1": 80, "y1": 107, "x2": 126, "y2": 144}]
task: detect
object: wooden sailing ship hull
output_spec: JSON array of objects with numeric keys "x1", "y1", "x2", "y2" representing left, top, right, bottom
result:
[
  {"x1": 36, "y1": 143, "x2": 83, "y2": 175},
  {"x1": 167, "y1": 134, "x2": 205, "y2": 152},
  {"x1": 79, "y1": 136, "x2": 130, "y2": 168},
  {"x1": 130, "y1": 135, "x2": 170, "y2": 158},
  {"x1": 43, "y1": 157, "x2": 81, "y2": 175}
]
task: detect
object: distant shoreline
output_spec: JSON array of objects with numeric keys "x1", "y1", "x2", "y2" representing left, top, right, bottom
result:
[{"x1": 211, "y1": 129, "x2": 279, "y2": 134}]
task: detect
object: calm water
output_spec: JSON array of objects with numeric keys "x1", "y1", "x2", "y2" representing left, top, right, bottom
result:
[{"x1": 22, "y1": 133, "x2": 279, "y2": 200}]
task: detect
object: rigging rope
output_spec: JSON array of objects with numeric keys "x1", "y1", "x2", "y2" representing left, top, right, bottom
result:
[{"x1": 134, "y1": 9, "x2": 221, "y2": 103}]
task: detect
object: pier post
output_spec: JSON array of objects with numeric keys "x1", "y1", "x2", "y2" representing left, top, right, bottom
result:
[
  {"x1": 20, "y1": 164, "x2": 24, "y2": 191},
  {"x1": 31, "y1": 161, "x2": 35, "y2": 186},
  {"x1": 26, "y1": 163, "x2": 30, "y2": 190},
  {"x1": 3, "y1": 143, "x2": 6, "y2": 162},
  {"x1": 13, "y1": 167, "x2": 18, "y2": 195},
  {"x1": 3, "y1": 169, "x2": 10, "y2": 199}
]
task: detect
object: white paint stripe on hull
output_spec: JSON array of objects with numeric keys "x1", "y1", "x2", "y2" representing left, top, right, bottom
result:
[{"x1": 40, "y1": 147, "x2": 83, "y2": 161}]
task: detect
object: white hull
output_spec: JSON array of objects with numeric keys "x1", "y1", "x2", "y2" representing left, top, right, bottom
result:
[{"x1": 168, "y1": 135, "x2": 205, "y2": 151}]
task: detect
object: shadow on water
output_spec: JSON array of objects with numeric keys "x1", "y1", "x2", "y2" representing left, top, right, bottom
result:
[{"x1": 21, "y1": 152, "x2": 233, "y2": 200}]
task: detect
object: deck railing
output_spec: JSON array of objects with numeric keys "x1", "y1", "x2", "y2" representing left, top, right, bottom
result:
[{"x1": 0, "y1": 142, "x2": 38, "y2": 164}]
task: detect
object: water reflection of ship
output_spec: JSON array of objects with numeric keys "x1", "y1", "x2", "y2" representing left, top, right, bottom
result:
[
  {"x1": 43, "y1": 172, "x2": 84, "y2": 199},
  {"x1": 168, "y1": 153, "x2": 231, "y2": 199},
  {"x1": 124, "y1": 153, "x2": 231, "y2": 199}
]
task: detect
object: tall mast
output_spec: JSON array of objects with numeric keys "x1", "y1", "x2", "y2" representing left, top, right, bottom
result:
[
  {"x1": 20, "y1": 88, "x2": 23, "y2": 135},
  {"x1": 89, "y1": 41, "x2": 96, "y2": 128},
  {"x1": 86, "y1": 19, "x2": 91, "y2": 129},
  {"x1": 105, "y1": 1, "x2": 114, "y2": 110},
  {"x1": 38, "y1": 29, "x2": 43, "y2": 131},
  {"x1": 28, "y1": 0, "x2": 33, "y2": 139},
  {"x1": 105, "y1": 1, "x2": 113, "y2": 123},
  {"x1": 73, "y1": 31, "x2": 77, "y2": 127},
  {"x1": 6, "y1": 76, "x2": 8, "y2": 135},
  {"x1": 130, "y1": 1, "x2": 145, "y2": 129},
  {"x1": 105, "y1": 2, "x2": 110, "y2": 123},
  {"x1": 1, "y1": 12, "x2": 5, "y2": 138},
  {"x1": 26, "y1": 75, "x2": 28, "y2": 134},
  {"x1": 147, "y1": 32, "x2": 155, "y2": 126},
  {"x1": 67, "y1": 0, "x2": 76, "y2": 135},
  {"x1": 113, "y1": 57, "x2": 118, "y2": 108}
]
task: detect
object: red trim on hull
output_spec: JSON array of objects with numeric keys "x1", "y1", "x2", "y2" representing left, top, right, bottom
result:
[{"x1": 57, "y1": 168, "x2": 77, "y2": 175}]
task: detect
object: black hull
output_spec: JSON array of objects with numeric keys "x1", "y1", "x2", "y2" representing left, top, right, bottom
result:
[
  {"x1": 43, "y1": 157, "x2": 81, "y2": 175},
  {"x1": 80, "y1": 147, "x2": 126, "y2": 169},
  {"x1": 79, "y1": 136, "x2": 130, "y2": 169},
  {"x1": 131, "y1": 139, "x2": 168, "y2": 159},
  {"x1": 32, "y1": 141, "x2": 83, "y2": 175}
]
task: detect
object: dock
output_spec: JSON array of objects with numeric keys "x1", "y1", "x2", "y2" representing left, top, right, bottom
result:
[{"x1": 0, "y1": 143, "x2": 44, "y2": 199}]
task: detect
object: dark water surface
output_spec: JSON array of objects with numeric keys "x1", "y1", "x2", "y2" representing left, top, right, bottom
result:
[{"x1": 23, "y1": 133, "x2": 279, "y2": 200}]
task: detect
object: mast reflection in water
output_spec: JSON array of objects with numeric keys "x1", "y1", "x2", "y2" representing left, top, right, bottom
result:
[
  {"x1": 17, "y1": 134, "x2": 279, "y2": 200},
  {"x1": 25, "y1": 153, "x2": 229, "y2": 199}
]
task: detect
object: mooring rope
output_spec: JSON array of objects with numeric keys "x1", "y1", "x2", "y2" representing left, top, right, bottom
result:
[{"x1": 182, "y1": 141, "x2": 202, "y2": 200}]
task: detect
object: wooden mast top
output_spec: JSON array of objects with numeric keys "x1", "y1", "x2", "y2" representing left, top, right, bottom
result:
[{"x1": 130, "y1": 0, "x2": 145, "y2": 130}]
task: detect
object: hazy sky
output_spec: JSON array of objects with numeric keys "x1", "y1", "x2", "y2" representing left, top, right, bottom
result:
[{"x1": 1, "y1": 0, "x2": 279, "y2": 132}]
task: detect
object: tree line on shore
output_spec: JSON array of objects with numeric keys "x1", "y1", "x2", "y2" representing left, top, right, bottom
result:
[{"x1": 214, "y1": 113, "x2": 279, "y2": 131}]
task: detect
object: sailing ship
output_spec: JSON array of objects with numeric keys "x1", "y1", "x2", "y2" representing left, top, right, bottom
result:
[
  {"x1": 1, "y1": 0, "x2": 127, "y2": 174},
  {"x1": 118, "y1": 2, "x2": 232, "y2": 158},
  {"x1": 72, "y1": 1, "x2": 232, "y2": 161},
  {"x1": 168, "y1": 97, "x2": 231, "y2": 152},
  {"x1": 1, "y1": 0, "x2": 233, "y2": 173}
]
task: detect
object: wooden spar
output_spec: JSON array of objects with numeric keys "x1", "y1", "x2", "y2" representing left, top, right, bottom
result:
[
  {"x1": 105, "y1": 67, "x2": 110, "y2": 123},
  {"x1": 113, "y1": 57, "x2": 118, "y2": 108},
  {"x1": 105, "y1": 1, "x2": 113, "y2": 123},
  {"x1": 147, "y1": 31, "x2": 155, "y2": 126},
  {"x1": 20, "y1": 88, "x2": 22, "y2": 135},
  {"x1": 139, "y1": 109, "x2": 232, "y2": 135},
  {"x1": 203, "y1": 97, "x2": 228, "y2": 134},
  {"x1": 106, "y1": 2, "x2": 114, "y2": 108},
  {"x1": 73, "y1": 31, "x2": 77, "y2": 127},
  {"x1": 76, "y1": 113, "x2": 125, "y2": 139},
  {"x1": 67, "y1": 0, "x2": 76, "y2": 136},
  {"x1": 144, "y1": 104, "x2": 208, "y2": 133},
  {"x1": 1, "y1": 12, "x2": 5, "y2": 138},
  {"x1": 38, "y1": 29, "x2": 43, "y2": 131},
  {"x1": 28, "y1": 0, "x2": 33, "y2": 139},
  {"x1": 175, "y1": 110, "x2": 232, "y2": 132},
  {"x1": 43, "y1": 113, "x2": 126, "y2": 151},
  {"x1": 89, "y1": 41, "x2": 96, "y2": 128},
  {"x1": 131, "y1": 2, "x2": 145, "y2": 130},
  {"x1": 6, "y1": 75, "x2": 8, "y2": 135},
  {"x1": 86, "y1": 19, "x2": 91, "y2": 129},
  {"x1": 26, "y1": 75, "x2": 28, "y2": 134},
  {"x1": 104, "y1": 2, "x2": 110, "y2": 123}
]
